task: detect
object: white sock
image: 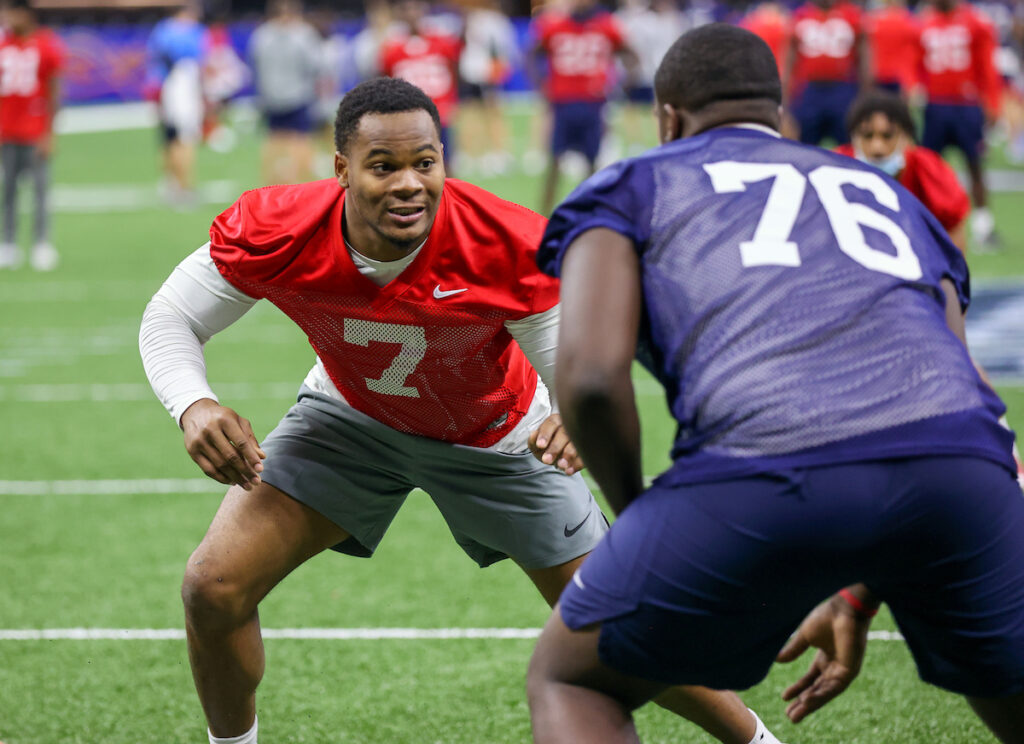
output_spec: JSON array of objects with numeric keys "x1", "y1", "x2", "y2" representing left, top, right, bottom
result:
[
  {"x1": 208, "y1": 716, "x2": 257, "y2": 744},
  {"x1": 746, "y1": 708, "x2": 783, "y2": 744},
  {"x1": 971, "y1": 207, "x2": 995, "y2": 242}
]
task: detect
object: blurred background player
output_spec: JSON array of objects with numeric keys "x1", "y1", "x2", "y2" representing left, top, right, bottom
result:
[
  {"x1": 739, "y1": 0, "x2": 793, "y2": 136},
  {"x1": 380, "y1": 0, "x2": 463, "y2": 172},
  {"x1": 740, "y1": 0, "x2": 790, "y2": 77},
  {"x1": 0, "y1": 0, "x2": 63, "y2": 271},
  {"x1": 865, "y1": 0, "x2": 919, "y2": 95},
  {"x1": 784, "y1": 0, "x2": 870, "y2": 146},
  {"x1": 838, "y1": 92, "x2": 970, "y2": 251},
  {"x1": 529, "y1": 0, "x2": 638, "y2": 214},
  {"x1": 616, "y1": 0, "x2": 688, "y2": 157},
  {"x1": 917, "y1": 0, "x2": 1003, "y2": 249},
  {"x1": 145, "y1": 0, "x2": 207, "y2": 208},
  {"x1": 201, "y1": 11, "x2": 249, "y2": 155},
  {"x1": 457, "y1": 0, "x2": 517, "y2": 177},
  {"x1": 248, "y1": 0, "x2": 322, "y2": 185}
]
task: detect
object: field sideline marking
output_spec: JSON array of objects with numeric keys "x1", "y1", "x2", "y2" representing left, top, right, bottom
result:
[{"x1": 0, "y1": 627, "x2": 906, "y2": 642}]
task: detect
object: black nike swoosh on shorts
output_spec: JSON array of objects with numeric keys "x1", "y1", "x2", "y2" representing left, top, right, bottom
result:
[{"x1": 564, "y1": 512, "x2": 592, "y2": 538}]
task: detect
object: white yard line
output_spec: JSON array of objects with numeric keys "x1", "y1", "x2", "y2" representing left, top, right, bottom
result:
[
  {"x1": 0, "y1": 381, "x2": 300, "y2": 403},
  {"x1": 0, "y1": 478, "x2": 222, "y2": 495},
  {"x1": 0, "y1": 627, "x2": 904, "y2": 642}
]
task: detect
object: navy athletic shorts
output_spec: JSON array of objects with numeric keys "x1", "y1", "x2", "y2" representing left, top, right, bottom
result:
[
  {"x1": 922, "y1": 102, "x2": 986, "y2": 165},
  {"x1": 551, "y1": 101, "x2": 605, "y2": 163},
  {"x1": 265, "y1": 104, "x2": 313, "y2": 133},
  {"x1": 559, "y1": 455, "x2": 1024, "y2": 698},
  {"x1": 792, "y1": 80, "x2": 858, "y2": 146}
]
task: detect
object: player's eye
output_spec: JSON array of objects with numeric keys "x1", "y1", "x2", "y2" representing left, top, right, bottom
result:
[
  {"x1": 369, "y1": 162, "x2": 393, "y2": 174},
  {"x1": 417, "y1": 158, "x2": 436, "y2": 170}
]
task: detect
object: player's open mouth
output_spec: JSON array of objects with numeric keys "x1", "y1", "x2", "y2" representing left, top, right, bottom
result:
[{"x1": 388, "y1": 206, "x2": 426, "y2": 226}]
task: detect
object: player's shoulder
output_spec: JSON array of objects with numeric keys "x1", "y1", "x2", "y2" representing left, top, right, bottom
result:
[
  {"x1": 905, "y1": 144, "x2": 960, "y2": 181},
  {"x1": 442, "y1": 178, "x2": 547, "y2": 236},
  {"x1": 212, "y1": 179, "x2": 342, "y2": 253}
]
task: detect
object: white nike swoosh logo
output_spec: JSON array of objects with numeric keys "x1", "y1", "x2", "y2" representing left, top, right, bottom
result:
[{"x1": 433, "y1": 285, "x2": 469, "y2": 299}]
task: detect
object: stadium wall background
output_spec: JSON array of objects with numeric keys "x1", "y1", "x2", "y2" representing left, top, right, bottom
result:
[{"x1": 45, "y1": 15, "x2": 558, "y2": 103}]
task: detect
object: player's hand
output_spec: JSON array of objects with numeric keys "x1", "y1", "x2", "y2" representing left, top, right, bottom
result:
[
  {"x1": 775, "y1": 592, "x2": 873, "y2": 723},
  {"x1": 180, "y1": 398, "x2": 266, "y2": 490},
  {"x1": 36, "y1": 134, "x2": 53, "y2": 159},
  {"x1": 528, "y1": 413, "x2": 585, "y2": 475}
]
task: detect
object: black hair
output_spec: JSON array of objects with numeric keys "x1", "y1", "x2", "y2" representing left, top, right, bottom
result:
[
  {"x1": 845, "y1": 91, "x2": 918, "y2": 142},
  {"x1": 8, "y1": 0, "x2": 33, "y2": 11},
  {"x1": 653, "y1": 24, "x2": 782, "y2": 113},
  {"x1": 333, "y1": 77, "x2": 442, "y2": 154}
]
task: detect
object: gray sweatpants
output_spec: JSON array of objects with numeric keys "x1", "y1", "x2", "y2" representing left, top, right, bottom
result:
[{"x1": 2, "y1": 143, "x2": 50, "y2": 244}]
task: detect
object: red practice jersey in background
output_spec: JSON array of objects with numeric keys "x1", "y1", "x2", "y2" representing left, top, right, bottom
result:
[
  {"x1": 0, "y1": 28, "x2": 64, "y2": 143},
  {"x1": 867, "y1": 4, "x2": 920, "y2": 89},
  {"x1": 791, "y1": 1, "x2": 863, "y2": 83},
  {"x1": 532, "y1": 10, "x2": 626, "y2": 103},
  {"x1": 380, "y1": 33, "x2": 462, "y2": 127},
  {"x1": 740, "y1": 4, "x2": 791, "y2": 76},
  {"x1": 918, "y1": 3, "x2": 1002, "y2": 113},
  {"x1": 209, "y1": 179, "x2": 558, "y2": 448},
  {"x1": 836, "y1": 143, "x2": 970, "y2": 233}
]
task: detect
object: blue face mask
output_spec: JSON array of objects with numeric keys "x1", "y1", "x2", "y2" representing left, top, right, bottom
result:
[{"x1": 855, "y1": 147, "x2": 905, "y2": 177}]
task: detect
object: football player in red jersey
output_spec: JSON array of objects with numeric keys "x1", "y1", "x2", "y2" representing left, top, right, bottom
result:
[
  {"x1": 379, "y1": 0, "x2": 462, "y2": 171},
  {"x1": 530, "y1": 0, "x2": 638, "y2": 215},
  {"x1": 837, "y1": 92, "x2": 970, "y2": 251},
  {"x1": 917, "y1": 0, "x2": 1003, "y2": 249},
  {"x1": 783, "y1": 0, "x2": 870, "y2": 146},
  {"x1": 865, "y1": 0, "x2": 919, "y2": 95},
  {"x1": 0, "y1": 0, "x2": 63, "y2": 271},
  {"x1": 140, "y1": 78, "x2": 782, "y2": 744}
]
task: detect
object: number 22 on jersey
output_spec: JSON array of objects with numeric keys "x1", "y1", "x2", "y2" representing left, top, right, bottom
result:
[{"x1": 703, "y1": 161, "x2": 922, "y2": 280}]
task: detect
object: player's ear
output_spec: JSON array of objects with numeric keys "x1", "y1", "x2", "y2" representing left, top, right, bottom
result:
[
  {"x1": 658, "y1": 103, "x2": 683, "y2": 144},
  {"x1": 335, "y1": 152, "x2": 349, "y2": 189}
]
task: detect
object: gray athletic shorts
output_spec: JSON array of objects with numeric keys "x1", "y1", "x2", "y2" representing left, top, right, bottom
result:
[{"x1": 259, "y1": 387, "x2": 608, "y2": 569}]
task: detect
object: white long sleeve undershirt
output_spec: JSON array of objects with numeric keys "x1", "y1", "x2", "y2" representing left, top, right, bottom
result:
[{"x1": 139, "y1": 243, "x2": 561, "y2": 453}]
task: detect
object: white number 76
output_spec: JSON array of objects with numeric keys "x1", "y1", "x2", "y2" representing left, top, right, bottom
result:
[{"x1": 703, "y1": 161, "x2": 923, "y2": 281}]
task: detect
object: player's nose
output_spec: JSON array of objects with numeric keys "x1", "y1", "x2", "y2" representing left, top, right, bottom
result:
[{"x1": 390, "y1": 165, "x2": 424, "y2": 195}]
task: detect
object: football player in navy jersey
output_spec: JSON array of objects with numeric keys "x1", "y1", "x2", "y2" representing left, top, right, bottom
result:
[{"x1": 527, "y1": 23, "x2": 1024, "y2": 744}]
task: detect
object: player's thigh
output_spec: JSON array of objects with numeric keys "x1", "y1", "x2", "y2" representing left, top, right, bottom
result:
[
  {"x1": 558, "y1": 470, "x2": 870, "y2": 690},
  {"x1": 523, "y1": 553, "x2": 589, "y2": 608},
  {"x1": 921, "y1": 103, "x2": 953, "y2": 153},
  {"x1": 255, "y1": 387, "x2": 417, "y2": 560},
  {"x1": 188, "y1": 481, "x2": 351, "y2": 606},
  {"x1": 414, "y1": 443, "x2": 607, "y2": 571},
  {"x1": 868, "y1": 456, "x2": 1024, "y2": 699}
]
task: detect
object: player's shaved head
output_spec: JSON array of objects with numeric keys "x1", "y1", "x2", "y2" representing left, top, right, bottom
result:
[
  {"x1": 654, "y1": 24, "x2": 782, "y2": 114},
  {"x1": 334, "y1": 78, "x2": 442, "y2": 154}
]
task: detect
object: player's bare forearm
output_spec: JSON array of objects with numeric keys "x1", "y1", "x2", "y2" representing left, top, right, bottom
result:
[
  {"x1": 556, "y1": 228, "x2": 644, "y2": 514},
  {"x1": 561, "y1": 378, "x2": 643, "y2": 514}
]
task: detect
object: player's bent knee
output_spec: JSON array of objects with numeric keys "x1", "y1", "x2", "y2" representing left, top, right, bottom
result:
[{"x1": 181, "y1": 556, "x2": 259, "y2": 628}]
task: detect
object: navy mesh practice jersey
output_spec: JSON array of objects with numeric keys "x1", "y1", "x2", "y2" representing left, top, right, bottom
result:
[{"x1": 539, "y1": 126, "x2": 1016, "y2": 483}]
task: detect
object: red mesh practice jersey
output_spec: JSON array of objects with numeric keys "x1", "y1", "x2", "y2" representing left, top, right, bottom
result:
[
  {"x1": 836, "y1": 144, "x2": 970, "y2": 233},
  {"x1": 532, "y1": 10, "x2": 626, "y2": 103},
  {"x1": 740, "y1": 5, "x2": 791, "y2": 76},
  {"x1": 867, "y1": 5, "x2": 920, "y2": 89},
  {"x1": 791, "y1": 2, "x2": 863, "y2": 83},
  {"x1": 209, "y1": 179, "x2": 558, "y2": 447},
  {"x1": 0, "y1": 29, "x2": 64, "y2": 143},
  {"x1": 380, "y1": 33, "x2": 462, "y2": 126},
  {"x1": 918, "y1": 4, "x2": 1002, "y2": 113}
]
